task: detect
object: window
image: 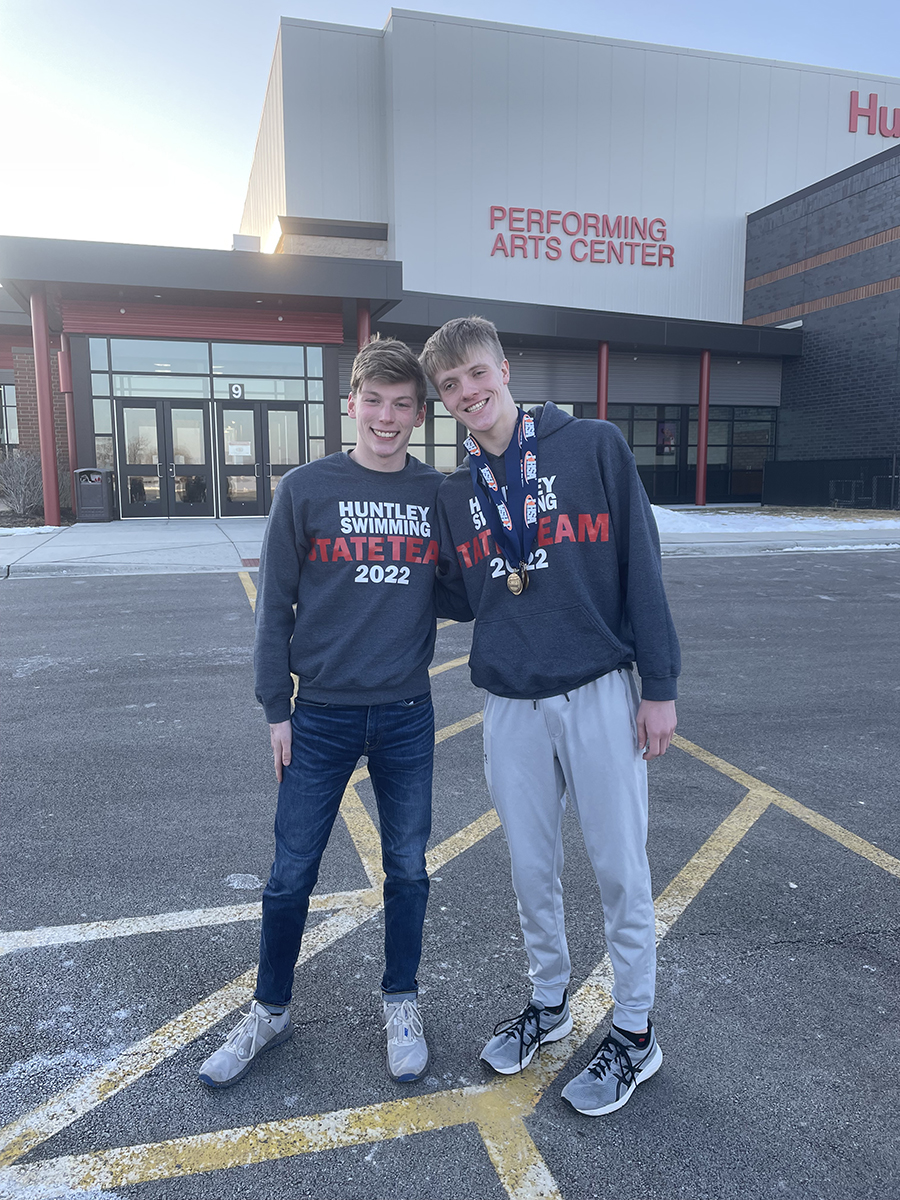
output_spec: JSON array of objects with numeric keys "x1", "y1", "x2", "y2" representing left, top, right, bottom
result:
[{"x1": 0, "y1": 385, "x2": 18, "y2": 449}]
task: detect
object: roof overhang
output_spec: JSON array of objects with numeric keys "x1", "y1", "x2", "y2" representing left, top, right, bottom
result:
[
  {"x1": 380, "y1": 291, "x2": 803, "y2": 358},
  {"x1": 0, "y1": 236, "x2": 404, "y2": 333}
]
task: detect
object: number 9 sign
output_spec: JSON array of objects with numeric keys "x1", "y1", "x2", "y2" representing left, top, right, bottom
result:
[{"x1": 229, "y1": 383, "x2": 245, "y2": 400}]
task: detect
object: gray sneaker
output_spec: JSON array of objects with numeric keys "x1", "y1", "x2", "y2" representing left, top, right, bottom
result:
[
  {"x1": 383, "y1": 995, "x2": 429, "y2": 1082},
  {"x1": 561, "y1": 1023, "x2": 662, "y2": 1115},
  {"x1": 198, "y1": 1001, "x2": 293, "y2": 1088},
  {"x1": 480, "y1": 994, "x2": 573, "y2": 1075}
]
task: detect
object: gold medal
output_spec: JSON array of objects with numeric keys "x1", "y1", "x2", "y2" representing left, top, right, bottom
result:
[{"x1": 506, "y1": 564, "x2": 528, "y2": 595}]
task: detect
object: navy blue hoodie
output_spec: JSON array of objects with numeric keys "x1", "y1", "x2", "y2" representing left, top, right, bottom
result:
[{"x1": 436, "y1": 403, "x2": 680, "y2": 701}]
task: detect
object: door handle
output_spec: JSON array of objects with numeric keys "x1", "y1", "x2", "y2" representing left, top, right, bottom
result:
[
  {"x1": 254, "y1": 462, "x2": 261, "y2": 478},
  {"x1": 168, "y1": 463, "x2": 175, "y2": 478},
  {"x1": 156, "y1": 463, "x2": 163, "y2": 478}
]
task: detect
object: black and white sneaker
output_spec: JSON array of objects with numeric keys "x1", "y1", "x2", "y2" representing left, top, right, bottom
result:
[
  {"x1": 480, "y1": 993, "x2": 573, "y2": 1075},
  {"x1": 561, "y1": 1023, "x2": 662, "y2": 1115}
]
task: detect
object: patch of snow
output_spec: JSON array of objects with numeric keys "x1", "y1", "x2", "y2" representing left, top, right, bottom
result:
[
  {"x1": 225, "y1": 873, "x2": 264, "y2": 890},
  {"x1": 651, "y1": 506, "x2": 900, "y2": 533},
  {"x1": 0, "y1": 525, "x2": 58, "y2": 537}
]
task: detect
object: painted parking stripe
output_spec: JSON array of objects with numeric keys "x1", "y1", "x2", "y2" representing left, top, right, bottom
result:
[{"x1": 0, "y1": 783, "x2": 775, "y2": 1198}]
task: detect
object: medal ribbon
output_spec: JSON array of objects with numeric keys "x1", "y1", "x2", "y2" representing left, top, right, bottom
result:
[{"x1": 465, "y1": 409, "x2": 539, "y2": 571}]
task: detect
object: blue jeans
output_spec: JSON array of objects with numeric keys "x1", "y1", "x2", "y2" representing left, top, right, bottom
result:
[{"x1": 255, "y1": 695, "x2": 434, "y2": 1006}]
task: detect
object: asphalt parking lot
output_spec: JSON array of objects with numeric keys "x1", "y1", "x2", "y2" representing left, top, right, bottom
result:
[{"x1": 1, "y1": 551, "x2": 898, "y2": 1200}]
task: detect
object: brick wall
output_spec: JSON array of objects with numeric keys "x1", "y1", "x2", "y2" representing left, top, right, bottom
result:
[
  {"x1": 745, "y1": 145, "x2": 900, "y2": 464},
  {"x1": 12, "y1": 340, "x2": 70, "y2": 476}
]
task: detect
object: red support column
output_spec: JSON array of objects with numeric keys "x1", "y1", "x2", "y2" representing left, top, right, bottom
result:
[
  {"x1": 29, "y1": 288, "x2": 61, "y2": 526},
  {"x1": 596, "y1": 340, "x2": 609, "y2": 420},
  {"x1": 695, "y1": 349, "x2": 711, "y2": 507},
  {"x1": 59, "y1": 333, "x2": 78, "y2": 506},
  {"x1": 356, "y1": 300, "x2": 371, "y2": 351}
]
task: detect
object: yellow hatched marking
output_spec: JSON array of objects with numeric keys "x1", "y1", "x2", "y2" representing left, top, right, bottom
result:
[
  {"x1": 338, "y1": 784, "x2": 384, "y2": 887},
  {"x1": 435, "y1": 711, "x2": 483, "y2": 744},
  {"x1": 238, "y1": 570, "x2": 256, "y2": 610},
  {"x1": 4, "y1": 727, "x2": 897, "y2": 1198},
  {"x1": 0, "y1": 781, "x2": 773, "y2": 1198},
  {"x1": 436, "y1": 619, "x2": 457, "y2": 630}
]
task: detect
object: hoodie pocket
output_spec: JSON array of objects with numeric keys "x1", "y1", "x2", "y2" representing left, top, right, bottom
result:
[{"x1": 471, "y1": 603, "x2": 628, "y2": 696}]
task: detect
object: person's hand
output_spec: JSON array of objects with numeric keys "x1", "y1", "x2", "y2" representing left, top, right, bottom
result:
[
  {"x1": 269, "y1": 720, "x2": 292, "y2": 782},
  {"x1": 636, "y1": 699, "x2": 676, "y2": 761}
]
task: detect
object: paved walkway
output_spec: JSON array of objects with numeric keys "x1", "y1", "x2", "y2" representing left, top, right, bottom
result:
[{"x1": 1, "y1": 511, "x2": 899, "y2": 577}]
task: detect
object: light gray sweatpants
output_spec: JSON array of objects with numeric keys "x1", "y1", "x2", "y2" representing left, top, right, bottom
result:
[{"x1": 483, "y1": 668, "x2": 655, "y2": 1032}]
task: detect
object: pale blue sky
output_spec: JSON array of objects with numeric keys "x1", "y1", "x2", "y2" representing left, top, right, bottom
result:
[{"x1": 1, "y1": 0, "x2": 898, "y2": 250}]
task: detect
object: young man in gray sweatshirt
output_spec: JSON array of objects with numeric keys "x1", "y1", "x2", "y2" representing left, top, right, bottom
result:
[
  {"x1": 422, "y1": 317, "x2": 680, "y2": 1118},
  {"x1": 200, "y1": 338, "x2": 455, "y2": 1089}
]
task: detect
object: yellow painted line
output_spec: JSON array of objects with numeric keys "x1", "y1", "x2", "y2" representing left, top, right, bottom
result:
[
  {"x1": 338, "y1": 784, "x2": 385, "y2": 887},
  {"x1": 771, "y1": 793, "x2": 900, "y2": 879},
  {"x1": 429, "y1": 653, "x2": 469, "y2": 677},
  {"x1": 436, "y1": 619, "x2": 457, "y2": 630},
  {"x1": 478, "y1": 1116, "x2": 564, "y2": 1200},
  {"x1": 435, "y1": 711, "x2": 483, "y2": 744},
  {"x1": 238, "y1": 570, "x2": 256, "y2": 610},
  {"x1": 672, "y1": 734, "x2": 900, "y2": 881},
  {"x1": 426, "y1": 809, "x2": 500, "y2": 875},
  {"x1": 0, "y1": 780, "x2": 774, "y2": 1197},
  {"x1": 0, "y1": 905, "x2": 368, "y2": 1168},
  {"x1": 0, "y1": 717, "x2": 498, "y2": 1171}
]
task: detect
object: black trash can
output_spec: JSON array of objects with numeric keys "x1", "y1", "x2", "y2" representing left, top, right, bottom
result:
[{"x1": 74, "y1": 468, "x2": 118, "y2": 522}]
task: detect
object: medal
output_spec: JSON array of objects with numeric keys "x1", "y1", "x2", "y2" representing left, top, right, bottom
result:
[{"x1": 506, "y1": 564, "x2": 528, "y2": 595}]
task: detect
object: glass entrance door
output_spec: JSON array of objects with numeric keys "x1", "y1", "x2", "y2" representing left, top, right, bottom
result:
[
  {"x1": 116, "y1": 401, "x2": 214, "y2": 517},
  {"x1": 216, "y1": 403, "x2": 305, "y2": 516}
]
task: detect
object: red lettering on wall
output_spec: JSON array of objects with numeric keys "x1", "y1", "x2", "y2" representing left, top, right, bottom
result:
[
  {"x1": 630, "y1": 217, "x2": 648, "y2": 240},
  {"x1": 490, "y1": 206, "x2": 507, "y2": 229},
  {"x1": 570, "y1": 238, "x2": 588, "y2": 262},
  {"x1": 546, "y1": 237, "x2": 562, "y2": 260},
  {"x1": 491, "y1": 234, "x2": 510, "y2": 257},
  {"x1": 546, "y1": 210, "x2": 562, "y2": 232},
  {"x1": 879, "y1": 106, "x2": 900, "y2": 137},
  {"x1": 562, "y1": 211, "x2": 582, "y2": 235},
  {"x1": 527, "y1": 209, "x2": 545, "y2": 233},
  {"x1": 849, "y1": 91, "x2": 878, "y2": 134},
  {"x1": 510, "y1": 234, "x2": 528, "y2": 258},
  {"x1": 583, "y1": 213, "x2": 600, "y2": 238},
  {"x1": 509, "y1": 207, "x2": 525, "y2": 232},
  {"x1": 608, "y1": 241, "x2": 624, "y2": 264},
  {"x1": 590, "y1": 239, "x2": 606, "y2": 263},
  {"x1": 624, "y1": 242, "x2": 639, "y2": 264},
  {"x1": 658, "y1": 244, "x2": 675, "y2": 267},
  {"x1": 602, "y1": 215, "x2": 623, "y2": 239},
  {"x1": 528, "y1": 235, "x2": 545, "y2": 257},
  {"x1": 577, "y1": 513, "x2": 609, "y2": 542},
  {"x1": 641, "y1": 244, "x2": 657, "y2": 266},
  {"x1": 648, "y1": 218, "x2": 667, "y2": 242}
]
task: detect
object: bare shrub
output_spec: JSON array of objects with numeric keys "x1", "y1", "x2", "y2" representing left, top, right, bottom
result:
[{"x1": 0, "y1": 451, "x2": 44, "y2": 517}]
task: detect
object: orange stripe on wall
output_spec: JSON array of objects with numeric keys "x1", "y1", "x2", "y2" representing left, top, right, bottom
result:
[
  {"x1": 744, "y1": 275, "x2": 900, "y2": 326},
  {"x1": 745, "y1": 225, "x2": 900, "y2": 291}
]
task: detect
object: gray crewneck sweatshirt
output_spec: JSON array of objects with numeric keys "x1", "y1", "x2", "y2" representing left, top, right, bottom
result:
[
  {"x1": 435, "y1": 403, "x2": 681, "y2": 701},
  {"x1": 254, "y1": 452, "x2": 447, "y2": 722}
]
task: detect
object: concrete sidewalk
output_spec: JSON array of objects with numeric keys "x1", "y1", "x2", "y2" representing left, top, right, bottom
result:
[
  {"x1": 0, "y1": 518, "x2": 267, "y2": 578},
  {"x1": 2, "y1": 512, "x2": 899, "y2": 577}
]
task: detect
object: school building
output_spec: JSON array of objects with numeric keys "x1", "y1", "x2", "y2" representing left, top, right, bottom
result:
[{"x1": 1, "y1": 9, "x2": 898, "y2": 521}]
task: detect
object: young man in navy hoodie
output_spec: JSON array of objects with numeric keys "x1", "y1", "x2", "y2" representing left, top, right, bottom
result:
[
  {"x1": 200, "y1": 338, "x2": 457, "y2": 1090},
  {"x1": 422, "y1": 317, "x2": 680, "y2": 1117}
]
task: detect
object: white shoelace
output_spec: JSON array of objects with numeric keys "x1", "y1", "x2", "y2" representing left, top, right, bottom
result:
[
  {"x1": 223, "y1": 1004, "x2": 269, "y2": 1063},
  {"x1": 384, "y1": 999, "x2": 423, "y2": 1044}
]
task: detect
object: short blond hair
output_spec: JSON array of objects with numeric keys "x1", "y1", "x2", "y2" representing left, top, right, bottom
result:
[
  {"x1": 350, "y1": 336, "x2": 427, "y2": 408},
  {"x1": 419, "y1": 316, "x2": 505, "y2": 384}
]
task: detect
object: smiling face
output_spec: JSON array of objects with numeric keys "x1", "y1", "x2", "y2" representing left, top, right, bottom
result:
[
  {"x1": 347, "y1": 377, "x2": 426, "y2": 472},
  {"x1": 432, "y1": 350, "x2": 518, "y2": 453}
]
